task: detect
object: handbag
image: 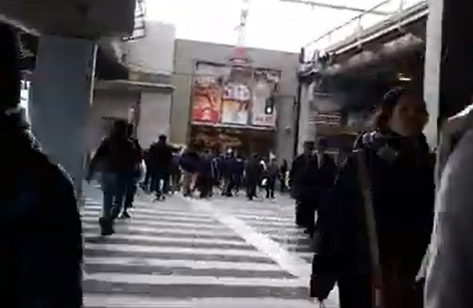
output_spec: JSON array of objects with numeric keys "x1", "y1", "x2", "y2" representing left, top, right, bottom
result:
[{"x1": 354, "y1": 149, "x2": 383, "y2": 308}]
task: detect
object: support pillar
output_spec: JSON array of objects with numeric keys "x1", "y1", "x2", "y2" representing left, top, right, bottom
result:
[
  {"x1": 29, "y1": 35, "x2": 97, "y2": 195},
  {"x1": 423, "y1": 0, "x2": 473, "y2": 147},
  {"x1": 296, "y1": 82, "x2": 316, "y2": 154}
]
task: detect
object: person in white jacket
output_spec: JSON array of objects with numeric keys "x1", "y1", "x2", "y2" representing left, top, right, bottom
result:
[{"x1": 424, "y1": 104, "x2": 473, "y2": 308}]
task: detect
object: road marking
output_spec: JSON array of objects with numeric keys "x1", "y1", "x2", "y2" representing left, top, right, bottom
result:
[
  {"x1": 84, "y1": 243, "x2": 270, "y2": 258},
  {"x1": 81, "y1": 216, "x2": 226, "y2": 230},
  {"x1": 84, "y1": 256, "x2": 284, "y2": 272},
  {"x1": 84, "y1": 295, "x2": 325, "y2": 308},
  {"x1": 82, "y1": 233, "x2": 250, "y2": 247},
  {"x1": 186, "y1": 198, "x2": 311, "y2": 280},
  {"x1": 81, "y1": 211, "x2": 215, "y2": 223},
  {"x1": 84, "y1": 204, "x2": 211, "y2": 218},
  {"x1": 85, "y1": 273, "x2": 306, "y2": 288},
  {"x1": 81, "y1": 223, "x2": 238, "y2": 238}
]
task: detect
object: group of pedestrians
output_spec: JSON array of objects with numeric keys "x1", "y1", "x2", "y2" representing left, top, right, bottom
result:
[{"x1": 3, "y1": 19, "x2": 473, "y2": 307}]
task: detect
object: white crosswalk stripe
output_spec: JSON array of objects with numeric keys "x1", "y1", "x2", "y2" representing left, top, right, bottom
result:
[
  {"x1": 206, "y1": 196, "x2": 317, "y2": 263},
  {"x1": 81, "y1": 191, "x2": 325, "y2": 308}
]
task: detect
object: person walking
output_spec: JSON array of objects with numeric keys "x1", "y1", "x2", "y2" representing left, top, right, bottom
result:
[
  {"x1": 87, "y1": 120, "x2": 141, "y2": 235},
  {"x1": 0, "y1": 23, "x2": 83, "y2": 307},
  {"x1": 265, "y1": 158, "x2": 279, "y2": 199},
  {"x1": 147, "y1": 135, "x2": 173, "y2": 201},
  {"x1": 312, "y1": 87, "x2": 434, "y2": 308}
]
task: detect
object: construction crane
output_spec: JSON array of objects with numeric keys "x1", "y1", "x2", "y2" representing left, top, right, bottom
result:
[
  {"x1": 279, "y1": 0, "x2": 393, "y2": 16},
  {"x1": 232, "y1": 0, "x2": 251, "y2": 64}
]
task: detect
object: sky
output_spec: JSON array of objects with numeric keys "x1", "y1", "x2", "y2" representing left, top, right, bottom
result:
[{"x1": 146, "y1": 0, "x2": 422, "y2": 53}]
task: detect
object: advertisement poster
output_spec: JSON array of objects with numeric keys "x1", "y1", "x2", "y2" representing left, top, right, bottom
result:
[
  {"x1": 191, "y1": 63, "x2": 228, "y2": 124},
  {"x1": 221, "y1": 82, "x2": 250, "y2": 125},
  {"x1": 191, "y1": 61, "x2": 280, "y2": 128},
  {"x1": 250, "y1": 70, "x2": 280, "y2": 127}
]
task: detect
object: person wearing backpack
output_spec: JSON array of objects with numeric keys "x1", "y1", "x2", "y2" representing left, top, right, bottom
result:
[
  {"x1": 87, "y1": 119, "x2": 141, "y2": 235},
  {"x1": 311, "y1": 87, "x2": 435, "y2": 308},
  {"x1": 0, "y1": 24, "x2": 83, "y2": 308}
]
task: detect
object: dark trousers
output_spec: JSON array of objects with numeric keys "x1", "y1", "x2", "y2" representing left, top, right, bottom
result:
[
  {"x1": 246, "y1": 181, "x2": 258, "y2": 200},
  {"x1": 265, "y1": 178, "x2": 276, "y2": 198},
  {"x1": 198, "y1": 174, "x2": 213, "y2": 198},
  {"x1": 124, "y1": 181, "x2": 137, "y2": 210},
  {"x1": 224, "y1": 177, "x2": 235, "y2": 196},
  {"x1": 152, "y1": 170, "x2": 170, "y2": 198}
]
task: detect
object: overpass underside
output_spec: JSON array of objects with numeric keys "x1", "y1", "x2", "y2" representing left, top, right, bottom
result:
[{"x1": 297, "y1": 0, "x2": 473, "y2": 151}]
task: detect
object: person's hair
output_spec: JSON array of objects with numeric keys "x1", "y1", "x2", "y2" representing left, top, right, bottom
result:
[
  {"x1": 111, "y1": 119, "x2": 128, "y2": 137},
  {"x1": 369, "y1": 87, "x2": 419, "y2": 130},
  {"x1": 158, "y1": 134, "x2": 167, "y2": 142},
  {"x1": 0, "y1": 23, "x2": 21, "y2": 111}
]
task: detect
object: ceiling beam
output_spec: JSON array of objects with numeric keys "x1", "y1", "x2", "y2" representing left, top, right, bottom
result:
[{"x1": 279, "y1": 0, "x2": 393, "y2": 16}]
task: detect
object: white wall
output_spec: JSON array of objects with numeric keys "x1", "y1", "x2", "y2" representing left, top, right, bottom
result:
[
  {"x1": 125, "y1": 21, "x2": 176, "y2": 74},
  {"x1": 88, "y1": 90, "x2": 136, "y2": 151},
  {"x1": 137, "y1": 92, "x2": 173, "y2": 149}
]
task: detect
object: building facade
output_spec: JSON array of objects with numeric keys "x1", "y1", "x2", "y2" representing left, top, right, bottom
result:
[
  {"x1": 171, "y1": 39, "x2": 299, "y2": 161},
  {"x1": 88, "y1": 21, "x2": 176, "y2": 150}
]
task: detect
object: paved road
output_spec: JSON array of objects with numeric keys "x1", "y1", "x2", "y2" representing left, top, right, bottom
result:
[{"x1": 81, "y1": 187, "x2": 339, "y2": 307}]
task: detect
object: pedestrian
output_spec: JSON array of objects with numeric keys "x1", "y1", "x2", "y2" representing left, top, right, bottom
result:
[
  {"x1": 197, "y1": 150, "x2": 214, "y2": 198},
  {"x1": 180, "y1": 145, "x2": 200, "y2": 197},
  {"x1": 423, "y1": 102, "x2": 473, "y2": 308},
  {"x1": 245, "y1": 154, "x2": 263, "y2": 200},
  {"x1": 312, "y1": 87, "x2": 434, "y2": 308},
  {"x1": 290, "y1": 141, "x2": 314, "y2": 226},
  {"x1": 87, "y1": 120, "x2": 141, "y2": 235},
  {"x1": 265, "y1": 158, "x2": 279, "y2": 199},
  {"x1": 147, "y1": 134, "x2": 173, "y2": 201},
  {"x1": 0, "y1": 23, "x2": 83, "y2": 308},
  {"x1": 279, "y1": 159, "x2": 288, "y2": 193},
  {"x1": 122, "y1": 123, "x2": 144, "y2": 218}
]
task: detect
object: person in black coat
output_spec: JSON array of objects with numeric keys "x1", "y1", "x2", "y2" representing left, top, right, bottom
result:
[
  {"x1": 147, "y1": 135, "x2": 173, "y2": 200},
  {"x1": 312, "y1": 87, "x2": 434, "y2": 308},
  {"x1": 245, "y1": 154, "x2": 264, "y2": 200},
  {"x1": 290, "y1": 140, "x2": 315, "y2": 226},
  {"x1": 0, "y1": 24, "x2": 83, "y2": 308}
]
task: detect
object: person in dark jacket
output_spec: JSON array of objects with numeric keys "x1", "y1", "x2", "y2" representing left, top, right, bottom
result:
[
  {"x1": 122, "y1": 123, "x2": 144, "y2": 218},
  {"x1": 180, "y1": 146, "x2": 201, "y2": 197},
  {"x1": 197, "y1": 150, "x2": 214, "y2": 198},
  {"x1": 147, "y1": 134, "x2": 173, "y2": 201},
  {"x1": 87, "y1": 120, "x2": 141, "y2": 235},
  {"x1": 311, "y1": 87, "x2": 434, "y2": 308},
  {"x1": 290, "y1": 141, "x2": 314, "y2": 226},
  {"x1": 298, "y1": 138, "x2": 337, "y2": 236},
  {"x1": 280, "y1": 159, "x2": 289, "y2": 193},
  {"x1": 222, "y1": 150, "x2": 238, "y2": 197},
  {"x1": 265, "y1": 158, "x2": 279, "y2": 199},
  {"x1": 0, "y1": 23, "x2": 83, "y2": 307},
  {"x1": 245, "y1": 154, "x2": 264, "y2": 200}
]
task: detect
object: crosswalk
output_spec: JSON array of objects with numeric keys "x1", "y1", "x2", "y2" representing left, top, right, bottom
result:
[
  {"x1": 81, "y1": 192, "x2": 333, "y2": 308},
  {"x1": 207, "y1": 196, "x2": 316, "y2": 263}
]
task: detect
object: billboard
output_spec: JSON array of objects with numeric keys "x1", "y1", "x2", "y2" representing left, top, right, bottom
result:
[{"x1": 191, "y1": 61, "x2": 280, "y2": 128}]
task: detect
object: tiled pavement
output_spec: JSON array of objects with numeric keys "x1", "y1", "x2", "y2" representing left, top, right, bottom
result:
[{"x1": 81, "y1": 185, "x2": 339, "y2": 307}]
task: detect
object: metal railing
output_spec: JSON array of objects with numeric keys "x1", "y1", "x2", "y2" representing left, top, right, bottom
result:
[
  {"x1": 123, "y1": 0, "x2": 147, "y2": 41},
  {"x1": 303, "y1": 0, "x2": 426, "y2": 62}
]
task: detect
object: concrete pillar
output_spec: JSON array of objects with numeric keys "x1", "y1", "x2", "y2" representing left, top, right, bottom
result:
[
  {"x1": 29, "y1": 35, "x2": 97, "y2": 195},
  {"x1": 424, "y1": 0, "x2": 473, "y2": 147},
  {"x1": 296, "y1": 82, "x2": 315, "y2": 154}
]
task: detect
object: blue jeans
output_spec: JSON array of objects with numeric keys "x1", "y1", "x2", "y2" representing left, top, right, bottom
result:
[{"x1": 101, "y1": 172, "x2": 134, "y2": 219}]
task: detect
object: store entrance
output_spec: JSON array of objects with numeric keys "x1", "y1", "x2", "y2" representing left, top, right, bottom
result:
[{"x1": 189, "y1": 125, "x2": 275, "y2": 158}]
